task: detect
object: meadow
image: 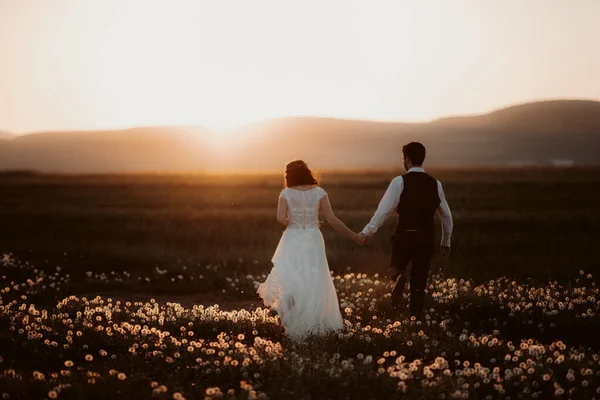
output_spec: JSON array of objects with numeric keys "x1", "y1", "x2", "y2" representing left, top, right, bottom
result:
[
  {"x1": 1, "y1": 167, "x2": 599, "y2": 282},
  {"x1": 1, "y1": 168, "x2": 600, "y2": 399}
]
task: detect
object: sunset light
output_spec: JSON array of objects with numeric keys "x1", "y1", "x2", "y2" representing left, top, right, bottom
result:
[
  {"x1": 2, "y1": 2, "x2": 600, "y2": 399},
  {"x1": 1, "y1": 0, "x2": 599, "y2": 134}
]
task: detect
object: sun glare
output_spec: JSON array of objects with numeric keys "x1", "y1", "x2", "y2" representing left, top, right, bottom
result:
[
  {"x1": 75, "y1": 0, "x2": 367, "y2": 136},
  {"x1": 205, "y1": 128, "x2": 244, "y2": 149},
  {"x1": 79, "y1": 1, "x2": 284, "y2": 135},
  {"x1": 4, "y1": 0, "x2": 598, "y2": 134}
]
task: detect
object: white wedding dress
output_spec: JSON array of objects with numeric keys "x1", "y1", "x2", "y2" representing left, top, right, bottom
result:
[{"x1": 257, "y1": 186, "x2": 344, "y2": 340}]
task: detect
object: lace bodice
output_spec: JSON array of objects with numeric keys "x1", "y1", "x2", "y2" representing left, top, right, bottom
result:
[{"x1": 280, "y1": 187, "x2": 327, "y2": 229}]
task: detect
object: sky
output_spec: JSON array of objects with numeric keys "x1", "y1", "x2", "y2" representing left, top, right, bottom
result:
[{"x1": 0, "y1": 0, "x2": 599, "y2": 134}]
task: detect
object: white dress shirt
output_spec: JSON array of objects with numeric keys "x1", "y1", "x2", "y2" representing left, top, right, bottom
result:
[{"x1": 361, "y1": 167, "x2": 453, "y2": 247}]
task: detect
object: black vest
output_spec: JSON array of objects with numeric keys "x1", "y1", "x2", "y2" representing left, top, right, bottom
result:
[{"x1": 395, "y1": 172, "x2": 441, "y2": 234}]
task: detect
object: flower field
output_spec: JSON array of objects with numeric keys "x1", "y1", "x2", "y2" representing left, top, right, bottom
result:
[{"x1": 1, "y1": 253, "x2": 599, "y2": 399}]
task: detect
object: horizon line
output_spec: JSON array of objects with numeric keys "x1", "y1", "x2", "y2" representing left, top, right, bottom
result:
[{"x1": 4, "y1": 96, "x2": 599, "y2": 137}]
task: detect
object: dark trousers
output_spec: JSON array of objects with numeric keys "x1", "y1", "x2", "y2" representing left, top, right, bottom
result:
[{"x1": 389, "y1": 231, "x2": 435, "y2": 318}]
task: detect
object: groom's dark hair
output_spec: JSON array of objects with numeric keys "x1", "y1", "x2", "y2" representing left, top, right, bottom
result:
[{"x1": 402, "y1": 142, "x2": 426, "y2": 166}]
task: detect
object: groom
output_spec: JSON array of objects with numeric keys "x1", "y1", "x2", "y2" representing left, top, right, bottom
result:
[{"x1": 359, "y1": 142, "x2": 453, "y2": 318}]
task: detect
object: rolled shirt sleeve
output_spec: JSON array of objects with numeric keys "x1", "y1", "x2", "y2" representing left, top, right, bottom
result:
[
  {"x1": 361, "y1": 177, "x2": 404, "y2": 236},
  {"x1": 436, "y1": 180, "x2": 453, "y2": 247}
]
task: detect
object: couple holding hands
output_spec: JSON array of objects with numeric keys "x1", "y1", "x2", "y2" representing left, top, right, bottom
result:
[{"x1": 257, "y1": 141, "x2": 453, "y2": 340}]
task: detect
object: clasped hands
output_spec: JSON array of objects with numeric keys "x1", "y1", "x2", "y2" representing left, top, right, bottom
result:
[{"x1": 354, "y1": 233, "x2": 371, "y2": 246}]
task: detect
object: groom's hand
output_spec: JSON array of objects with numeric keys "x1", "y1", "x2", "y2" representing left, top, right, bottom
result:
[
  {"x1": 440, "y1": 246, "x2": 451, "y2": 256},
  {"x1": 358, "y1": 233, "x2": 371, "y2": 246}
]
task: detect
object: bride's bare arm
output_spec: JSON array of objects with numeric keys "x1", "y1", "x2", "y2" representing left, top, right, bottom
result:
[
  {"x1": 320, "y1": 195, "x2": 361, "y2": 242},
  {"x1": 277, "y1": 196, "x2": 288, "y2": 226}
]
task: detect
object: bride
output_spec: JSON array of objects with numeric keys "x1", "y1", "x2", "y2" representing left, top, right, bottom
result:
[{"x1": 257, "y1": 160, "x2": 364, "y2": 340}]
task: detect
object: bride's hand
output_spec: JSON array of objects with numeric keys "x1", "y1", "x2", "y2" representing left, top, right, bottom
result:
[{"x1": 353, "y1": 233, "x2": 368, "y2": 245}]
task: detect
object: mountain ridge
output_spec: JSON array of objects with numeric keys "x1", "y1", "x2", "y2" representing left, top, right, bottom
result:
[{"x1": 1, "y1": 99, "x2": 599, "y2": 172}]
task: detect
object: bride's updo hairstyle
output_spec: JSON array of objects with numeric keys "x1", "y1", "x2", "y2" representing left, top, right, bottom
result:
[{"x1": 285, "y1": 160, "x2": 319, "y2": 188}]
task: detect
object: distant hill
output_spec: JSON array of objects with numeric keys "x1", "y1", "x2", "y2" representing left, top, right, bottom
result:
[
  {"x1": 1, "y1": 100, "x2": 599, "y2": 172},
  {"x1": 434, "y1": 100, "x2": 600, "y2": 131},
  {"x1": 0, "y1": 130, "x2": 12, "y2": 140},
  {"x1": 0, "y1": 127, "x2": 213, "y2": 173}
]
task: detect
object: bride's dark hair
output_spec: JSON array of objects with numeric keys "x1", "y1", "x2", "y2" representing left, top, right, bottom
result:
[{"x1": 285, "y1": 160, "x2": 319, "y2": 188}]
